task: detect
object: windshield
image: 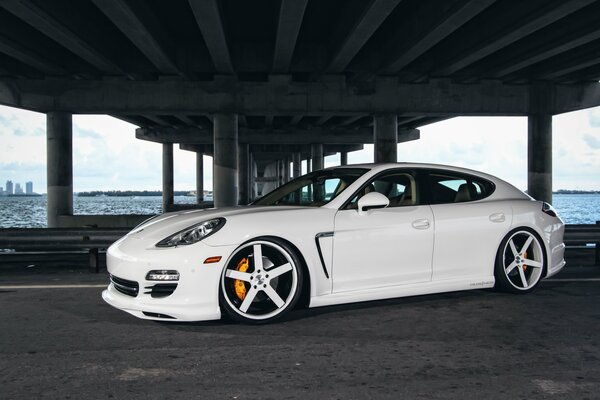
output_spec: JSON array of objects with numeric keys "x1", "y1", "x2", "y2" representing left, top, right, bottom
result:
[{"x1": 252, "y1": 168, "x2": 369, "y2": 207}]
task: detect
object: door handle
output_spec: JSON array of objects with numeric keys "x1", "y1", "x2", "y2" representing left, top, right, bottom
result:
[
  {"x1": 489, "y1": 213, "x2": 506, "y2": 223},
  {"x1": 412, "y1": 219, "x2": 430, "y2": 230}
]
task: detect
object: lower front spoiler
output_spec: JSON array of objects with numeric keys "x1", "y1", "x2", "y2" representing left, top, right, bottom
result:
[{"x1": 102, "y1": 286, "x2": 221, "y2": 322}]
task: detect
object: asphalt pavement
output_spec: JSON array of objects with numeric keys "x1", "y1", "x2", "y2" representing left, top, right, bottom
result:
[{"x1": 0, "y1": 264, "x2": 599, "y2": 399}]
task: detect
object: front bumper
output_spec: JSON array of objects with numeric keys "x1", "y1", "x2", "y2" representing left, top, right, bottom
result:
[{"x1": 103, "y1": 234, "x2": 238, "y2": 322}]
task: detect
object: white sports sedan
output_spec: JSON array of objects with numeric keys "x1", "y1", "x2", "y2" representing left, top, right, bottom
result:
[{"x1": 103, "y1": 163, "x2": 565, "y2": 324}]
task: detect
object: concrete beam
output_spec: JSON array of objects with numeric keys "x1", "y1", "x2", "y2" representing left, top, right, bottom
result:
[
  {"x1": 541, "y1": 55, "x2": 600, "y2": 80},
  {"x1": 139, "y1": 126, "x2": 418, "y2": 145},
  {"x1": 3, "y1": 77, "x2": 600, "y2": 115},
  {"x1": 179, "y1": 143, "x2": 214, "y2": 155},
  {"x1": 554, "y1": 82, "x2": 600, "y2": 114},
  {"x1": 339, "y1": 115, "x2": 366, "y2": 126},
  {"x1": 491, "y1": 25, "x2": 600, "y2": 78},
  {"x1": 0, "y1": 0, "x2": 122, "y2": 74},
  {"x1": 436, "y1": 0, "x2": 595, "y2": 75},
  {"x1": 272, "y1": 0, "x2": 308, "y2": 73},
  {"x1": 0, "y1": 36, "x2": 65, "y2": 74},
  {"x1": 174, "y1": 114, "x2": 198, "y2": 126},
  {"x1": 327, "y1": 0, "x2": 402, "y2": 73},
  {"x1": 381, "y1": 0, "x2": 495, "y2": 73},
  {"x1": 92, "y1": 0, "x2": 179, "y2": 75},
  {"x1": 111, "y1": 114, "x2": 142, "y2": 127},
  {"x1": 188, "y1": 0, "x2": 234, "y2": 74},
  {"x1": 181, "y1": 143, "x2": 363, "y2": 159},
  {"x1": 290, "y1": 115, "x2": 303, "y2": 125}
]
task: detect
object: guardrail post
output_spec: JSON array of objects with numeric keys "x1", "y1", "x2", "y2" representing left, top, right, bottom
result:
[
  {"x1": 89, "y1": 249, "x2": 99, "y2": 273},
  {"x1": 596, "y1": 221, "x2": 600, "y2": 266}
]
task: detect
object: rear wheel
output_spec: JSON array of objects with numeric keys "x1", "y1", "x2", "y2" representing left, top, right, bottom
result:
[
  {"x1": 495, "y1": 228, "x2": 546, "y2": 293},
  {"x1": 220, "y1": 238, "x2": 303, "y2": 324}
]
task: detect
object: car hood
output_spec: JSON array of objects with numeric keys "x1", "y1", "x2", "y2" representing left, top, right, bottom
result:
[{"x1": 124, "y1": 205, "x2": 319, "y2": 244}]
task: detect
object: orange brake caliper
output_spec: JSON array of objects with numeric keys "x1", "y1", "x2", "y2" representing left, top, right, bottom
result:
[
  {"x1": 234, "y1": 258, "x2": 249, "y2": 300},
  {"x1": 522, "y1": 251, "x2": 528, "y2": 271}
]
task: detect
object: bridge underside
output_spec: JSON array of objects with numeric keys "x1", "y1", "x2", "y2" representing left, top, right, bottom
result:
[{"x1": 0, "y1": 0, "x2": 599, "y2": 225}]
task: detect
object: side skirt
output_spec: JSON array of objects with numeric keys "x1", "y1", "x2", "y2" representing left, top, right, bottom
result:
[{"x1": 308, "y1": 276, "x2": 496, "y2": 308}]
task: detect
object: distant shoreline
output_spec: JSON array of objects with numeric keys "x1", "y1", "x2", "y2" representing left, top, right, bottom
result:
[
  {"x1": 553, "y1": 190, "x2": 600, "y2": 195},
  {"x1": 0, "y1": 193, "x2": 43, "y2": 197},
  {"x1": 75, "y1": 190, "x2": 209, "y2": 197}
]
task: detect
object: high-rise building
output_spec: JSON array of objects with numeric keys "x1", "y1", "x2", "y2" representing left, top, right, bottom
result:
[
  {"x1": 6, "y1": 180, "x2": 13, "y2": 195},
  {"x1": 15, "y1": 183, "x2": 23, "y2": 195},
  {"x1": 26, "y1": 181, "x2": 33, "y2": 194}
]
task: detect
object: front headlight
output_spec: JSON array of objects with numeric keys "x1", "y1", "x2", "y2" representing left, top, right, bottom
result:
[{"x1": 155, "y1": 218, "x2": 225, "y2": 247}]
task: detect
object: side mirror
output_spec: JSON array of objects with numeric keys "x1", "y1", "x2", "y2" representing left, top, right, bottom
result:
[{"x1": 357, "y1": 192, "x2": 389, "y2": 215}]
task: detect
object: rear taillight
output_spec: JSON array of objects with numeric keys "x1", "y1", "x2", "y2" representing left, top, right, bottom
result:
[{"x1": 542, "y1": 202, "x2": 558, "y2": 217}]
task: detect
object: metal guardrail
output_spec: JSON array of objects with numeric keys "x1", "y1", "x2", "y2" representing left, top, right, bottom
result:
[
  {"x1": 564, "y1": 222, "x2": 600, "y2": 266},
  {"x1": 1, "y1": 222, "x2": 599, "y2": 272},
  {"x1": 0, "y1": 228, "x2": 129, "y2": 272}
]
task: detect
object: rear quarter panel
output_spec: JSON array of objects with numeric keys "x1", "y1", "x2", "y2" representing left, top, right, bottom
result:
[{"x1": 510, "y1": 200, "x2": 565, "y2": 276}]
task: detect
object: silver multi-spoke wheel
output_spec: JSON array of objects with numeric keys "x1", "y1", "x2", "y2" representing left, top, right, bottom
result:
[
  {"x1": 495, "y1": 229, "x2": 545, "y2": 293},
  {"x1": 220, "y1": 239, "x2": 302, "y2": 323}
]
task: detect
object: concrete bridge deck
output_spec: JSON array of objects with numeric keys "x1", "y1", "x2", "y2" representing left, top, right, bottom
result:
[{"x1": 0, "y1": 264, "x2": 598, "y2": 399}]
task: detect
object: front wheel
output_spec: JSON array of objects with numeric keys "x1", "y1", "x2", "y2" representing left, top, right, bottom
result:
[
  {"x1": 220, "y1": 238, "x2": 303, "y2": 324},
  {"x1": 494, "y1": 228, "x2": 546, "y2": 293}
]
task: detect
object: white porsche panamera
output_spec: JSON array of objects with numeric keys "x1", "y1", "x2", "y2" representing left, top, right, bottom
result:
[{"x1": 103, "y1": 163, "x2": 565, "y2": 324}]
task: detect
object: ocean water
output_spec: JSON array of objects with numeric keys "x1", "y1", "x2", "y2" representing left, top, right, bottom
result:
[{"x1": 0, "y1": 194, "x2": 598, "y2": 228}]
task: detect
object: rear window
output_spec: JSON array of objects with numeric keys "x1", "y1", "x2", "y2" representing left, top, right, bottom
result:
[{"x1": 428, "y1": 171, "x2": 495, "y2": 204}]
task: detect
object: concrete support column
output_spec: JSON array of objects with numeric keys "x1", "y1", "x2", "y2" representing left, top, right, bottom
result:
[
  {"x1": 292, "y1": 152, "x2": 301, "y2": 178},
  {"x1": 162, "y1": 143, "x2": 174, "y2": 212},
  {"x1": 283, "y1": 156, "x2": 290, "y2": 183},
  {"x1": 374, "y1": 114, "x2": 398, "y2": 163},
  {"x1": 47, "y1": 112, "x2": 73, "y2": 227},
  {"x1": 196, "y1": 152, "x2": 204, "y2": 203},
  {"x1": 340, "y1": 151, "x2": 348, "y2": 166},
  {"x1": 527, "y1": 113, "x2": 552, "y2": 203},
  {"x1": 214, "y1": 113, "x2": 238, "y2": 207},
  {"x1": 249, "y1": 153, "x2": 256, "y2": 200},
  {"x1": 238, "y1": 143, "x2": 249, "y2": 204},
  {"x1": 306, "y1": 159, "x2": 312, "y2": 173},
  {"x1": 311, "y1": 143, "x2": 324, "y2": 171}
]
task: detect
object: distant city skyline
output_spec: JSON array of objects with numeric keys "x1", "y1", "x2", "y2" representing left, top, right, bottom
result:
[
  {"x1": 1, "y1": 104, "x2": 600, "y2": 192},
  {"x1": 0, "y1": 179, "x2": 35, "y2": 195}
]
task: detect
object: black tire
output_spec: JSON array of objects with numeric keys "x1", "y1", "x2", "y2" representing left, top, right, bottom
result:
[
  {"x1": 494, "y1": 227, "x2": 546, "y2": 293},
  {"x1": 219, "y1": 238, "x2": 304, "y2": 324}
]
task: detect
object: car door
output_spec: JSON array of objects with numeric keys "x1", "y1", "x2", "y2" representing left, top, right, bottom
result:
[
  {"x1": 332, "y1": 170, "x2": 434, "y2": 293},
  {"x1": 425, "y1": 170, "x2": 511, "y2": 281}
]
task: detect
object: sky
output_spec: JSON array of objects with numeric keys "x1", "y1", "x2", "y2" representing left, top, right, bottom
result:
[{"x1": 1, "y1": 104, "x2": 600, "y2": 193}]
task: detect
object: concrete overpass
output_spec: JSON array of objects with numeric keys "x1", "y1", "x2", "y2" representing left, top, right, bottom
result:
[{"x1": 0, "y1": 0, "x2": 599, "y2": 226}]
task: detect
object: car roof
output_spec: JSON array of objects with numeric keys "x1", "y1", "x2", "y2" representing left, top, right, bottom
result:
[{"x1": 328, "y1": 162, "x2": 496, "y2": 179}]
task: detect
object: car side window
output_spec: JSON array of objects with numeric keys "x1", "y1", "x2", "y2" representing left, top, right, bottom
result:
[
  {"x1": 346, "y1": 171, "x2": 419, "y2": 209},
  {"x1": 428, "y1": 172, "x2": 493, "y2": 204}
]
